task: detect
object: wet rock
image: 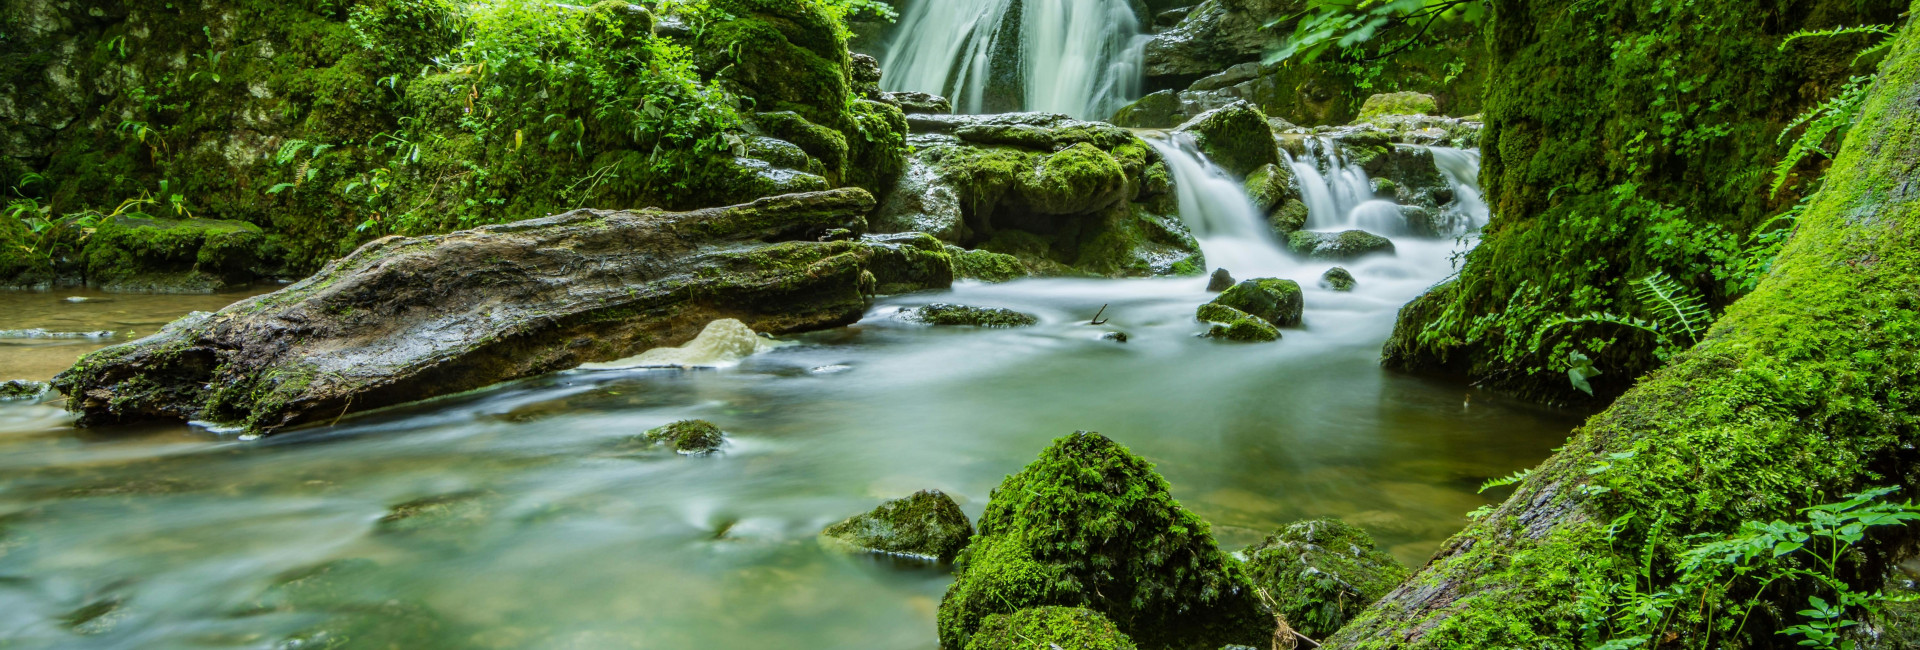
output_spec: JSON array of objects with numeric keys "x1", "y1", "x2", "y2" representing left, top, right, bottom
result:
[
  {"x1": 254, "y1": 559, "x2": 455, "y2": 648},
  {"x1": 1208, "y1": 278, "x2": 1303, "y2": 328},
  {"x1": 1100, "y1": 331, "x2": 1129, "y2": 343},
  {"x1": 1242, "y1": 518, "x2": 1409, "y2": 638},
  {"x1": 1109, "y1": 90, "x2": 1187, "y2": 128},
  {"x1": 1286, "y1": 230, "x2": 1395, "y2": 261},
  {"x1": 821, "y1": 489, "x2": 973, "y2": 562},
  {"x1": 1206, "y1": 267, "x2": 1235, "y2": 292},
  {"x1": 1143, "y1": 0, "x2": 1286, "y2": 80},
  {"x1": 1244, "y1": 162, "x2": 1303, "y2": 217},
  {"x1": 376, "y1": 491, "x2": 492, "y2": 534},
  {"x1": 861, "y1": 232, "x2": 959, "y2": 294},
  {"x1": 54, "y1": 189, "x2": 941, "y2": 435},
  {"x1": 1356, "y1": 91, "x2": 1438, "y2": 120},
  {"x1": 905, "y1": 303, "x2": 1039, "y2": 328},
  {"x1": 1320, "y1": 267, "x2": 1356, "y2": 292},
  {"x1": 1174, "y1": 101, "x2": 1277, "y2": 178},
  {"x1": 1196, "y1": 303, "x2": 1280, "y2": 342},
  {"x1": 882, "y1": 91, "x2": 953, "y2": 114},
  {"x1": 937, "y1": 432, "x2": 1273, "y2": 649},
  {"x1": 1268, "y1": 199, "x2": 1310, "y2": 235},
  {"x1": 83, "y1": 215, "x2": 279, "y2": 293},
  {"x1": 967, "y1": 607, "x2": 1139, "y2": 650},
  {"x1": 948, "y1": 247, "x2": 1029, "y2": 283},
  {"x1": 0, "y1": 380, "x2": 50, "y2": 400},
  {"x1": 849, "y1": 52, "x2": 882, "y2": 85},
  {"x1": 640, "y1": 419, "x2": 725, "y2": 454}
]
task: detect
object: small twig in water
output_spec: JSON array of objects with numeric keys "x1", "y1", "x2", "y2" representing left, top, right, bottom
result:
[{"x1": 1089, "y1": 304, "x2": 1110, "y2": 325}]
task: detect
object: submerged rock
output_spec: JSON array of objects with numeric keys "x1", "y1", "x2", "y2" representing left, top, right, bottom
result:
[
  {"x1": 905, "y1": 304, "x2": 1039, "y2": 328},
  {"x1": 1320, "y1": 267, "x2": 1356, "y2": 292},
  {"x1": 1197, "y1": 304, "x2": 1280, "y2": 342},
  {"x1": 966, "y1": 607, "x2": 1139, "y2": 650},
  {"x1": 1209, "y1": 278, "x2": 1303, "y2": 328},
  {"x1": 1100, "y1": 331, "x2": 1129, "y2": 343},
  {"x1": 1286, "y1": 230, "x2": 1395, "y2": 261},
  {"x1": 54, "y1": 189, "x2": 944, "y2": 435},
  {"x1": 0, "y1": 380, "x2": 50, "y2": 400},
  {"x1": 639, "y1": 419, "x2": 725, "y2": 455},
  {"x1": 376, "y1": 491, "x2": 493, "y2": 534},
  {"x1": 579, "y1": 319, "x2": 781, "y2": 369},
  {"x1": 1206, "y1": 268, "x2": 1235, "y2": 292},
  {"x1": 937, "y1": 432, "x2": 1272, "y2": 649},
  {"x1": 821, "y1": 489, "x2": 973, "y2": 562},
  {"x1": 1242, "y1": 518, "x2": 1409, "y2": 638}
]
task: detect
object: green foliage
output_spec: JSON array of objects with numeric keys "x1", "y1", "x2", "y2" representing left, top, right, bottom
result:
[
  {"x1": 1267, "y1": 0, "x2": 1487, "y2": 66},
  {"x1": 1772, "y1": 76, "x2": 1873, "y2": 197},
  {"x1": 1576, "y1": 488, "x2": 1920, "y2": 649},
  {"x1": 1479, "y1": 468, "x2": 1534, "y2": 493}
]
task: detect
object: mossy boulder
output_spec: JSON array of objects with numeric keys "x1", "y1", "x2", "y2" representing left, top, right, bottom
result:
[
  {"x1": 1269, "y1": 200, "x2": 1311, "y2": 235},
  {"x1": 0, "y1": 380, "x2": 49, "y2": 400},
  {"x1": 1243, "y1": 163, "x2": 1302, "y2": 217},
  {"x1": 949, "y1": 247, "x2": 1029, "y2": 283},
  {"x1": 1196, "y1": 303, "x2": 1281, "y2": 342},
  {"x1": 1210, "y1": 278, "x2": 1303, "y2": 328},
  {"x1": 966, "y1": 607, "x2": 1140, "y2": 650},
  {"x1": 1207, "y1": 267, "x2": 1236, "y2": 292},
  {"x1": 821, "y1": 489, "x2": 973, "y2": 562},
  {"x1": 882, "y1": 91, "x2": 953, "y2": 114},
  {"x1": 1286, "y1": 230, "x2": 1394, "y2": 261},
  {"x1": 1174, "y1": 101, "x2": 1278, "y2": 178},
  {"x1": 640, "y1": 419, "x2": 725, "y2": 454},
  {"x1": 937, "y1": 432, "x2": 1273, "y2": 650},
  {"x1": 1109, "y1": 89, "x2": 1187, "y2": 128},
  {"x1": 703, "y1": 0, "x2": 851, "y2": 129},
  {"x1": 82, "y1": 215, "x2": 274, "y2": 293},
  {"x1": 1319, "y1": 267, "x2": 1356, "y2": 292},
  {"x1": 1354, "y1": 92, "x2": 1439, "y2": 121},
  {"x1": 906, "y1": 303, "x2": 1039, "y2": 328},
  {"x1": 1242, "y1": 518, "x2": 1408, "y2": 638}
]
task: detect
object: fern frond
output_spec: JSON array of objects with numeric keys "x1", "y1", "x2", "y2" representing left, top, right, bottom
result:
[
  {"x1": 1771, "y1": 76, "x2": 1872, "y2": 197},
  {"x1": 1632, "y1": 271, "x2": 1713, "y2": 343},
  {"x1": 1779, "y1": 24, "x2": 1893, "y2": 51},
  {"x1": 274, "y1": 139, "x2": 310, "y2": 166},
  {"x1": 1480, "y1": 468, "x2": 1533, "y2": 493},
  {"x1": 1538, "y1": 311, "x2": 1662, "y2": 337}
]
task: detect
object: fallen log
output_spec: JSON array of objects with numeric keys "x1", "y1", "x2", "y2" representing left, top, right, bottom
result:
[{"x1": 52, "y1": 189, "x2": 951, "y2": 435}]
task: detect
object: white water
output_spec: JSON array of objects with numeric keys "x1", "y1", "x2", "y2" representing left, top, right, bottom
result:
[
  {"x1": 879, "y1": 0, "x2": 1146, "y2": 119},
  {"x1": 1147, "y1": 134, "x2": 1487, "y2": 315}
]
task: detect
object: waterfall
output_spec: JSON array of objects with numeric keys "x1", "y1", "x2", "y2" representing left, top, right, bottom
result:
[
  {"x1": 879, "y1": 0, "x2": 1146, "y2": 119},
  {"x1": 1430, "y1": 147, "x2": 1489, "y2": 231},
  {"x1": 1145, "y1": 134, "x2": 1296, "y2": 277}
]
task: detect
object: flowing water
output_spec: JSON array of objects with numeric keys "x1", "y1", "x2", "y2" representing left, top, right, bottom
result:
[
  {"x1": 879, "y1": 0, "x2": 1146, "y2": 118},
  {"x1": 0, "y1": 288, "x2": 276, "y2": 381},
  {"x1": 0, "y1": 146, "x2": 1582, "y2": 648}
]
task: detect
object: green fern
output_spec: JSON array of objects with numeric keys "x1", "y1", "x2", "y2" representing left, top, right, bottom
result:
[
  {"x1": 1779, "y1": 24, "x2": 1893, "y2": 51},
  {"x1": 1632, "y1": 270, "x2": 1713, "y2": 344},
  {"x1": 1479, "y1": 468, "x2": 1533, "y2": 493},
  {"x1": 1771, "y1": 75, "x2": 1873, "y2": 197}
]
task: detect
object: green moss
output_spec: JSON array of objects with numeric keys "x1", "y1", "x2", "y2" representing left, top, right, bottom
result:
[
  {"x1": 1319, "y1": 267, "x2": 1356, "y2": 292},
  {"x1": 949, "y1": 247, "x2": 1029, "y2": 283},
  {"x1": 1196, "y1": 304, "x2": 1281, "y2": 342},
  {"x1": 1242, "y1": 518, "x2": 1408, "y2": 638},
  {"x1": 638, "y1": 419, "x2": 725, "y2": 454},
  {"x1": 938, "y1": 432, "x2": 1272, "y2": 650},
  {"x1": 1209, "y1": 278, "x2": 1304, "y2": 328},
  {"x1": 1243, "y1": 163, "x2": 1301, "y2": 216},
  {"x1": 1355, "y1": 91, "x2": 1439, "y2": 121},
  {"x1": 1019, "y1": 143, "x2": 1129, "y2": 215},
  {"x1": 1286, "y1": 230, "x2": 1395, "y2": 261},
  {"x1": 1176, "y1": 101, "x2": 1277, "y2": 178},
  {"x1": 907, "y1": 303, "x2": 1038, "y2": 328},
  {"x1": 1386, "y1": 0, "x2": 1904, "y2": 401},
  {"x1": 966, "y1": 607, "x2": 1140, "y2": 650},
  {"x1": 821, "y1": 489, "x2": 974, "y2": 563},
  {"x1": 82, "y1": 215, "x2": 271, "y2": 292}
]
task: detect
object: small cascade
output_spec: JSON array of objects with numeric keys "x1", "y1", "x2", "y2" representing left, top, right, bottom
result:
[
  {"x1": 879, "y1": 0, "x2": 1146, "y2": 119},
  {"x1": 1144, "y1": 134, "x2": 1296, "y2": 277},
  {"x1": 1430, "y1": 147, "x2": 1489, "y2": 231},
  {"x1": 1286, "y1": 138, "x2": 1490, "y2": 235}
]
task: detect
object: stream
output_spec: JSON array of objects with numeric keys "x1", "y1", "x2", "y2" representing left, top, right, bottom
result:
[{"x1": 0, "y1": 5, "x2": 1583, "y2": 648}]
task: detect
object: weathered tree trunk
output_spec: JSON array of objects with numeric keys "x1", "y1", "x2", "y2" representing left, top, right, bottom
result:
[
  {"x1": 1329, "y1": 7, "x2": 1920, "y2": 647},
  {"x1": 51, "y1": 189, "x2": 953, "y2": 435}
]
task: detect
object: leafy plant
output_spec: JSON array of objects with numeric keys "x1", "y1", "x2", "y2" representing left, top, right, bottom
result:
[
  {"x1": 1771, "y1": 76, "x2": 1873, "y2": 197},
  {"x1": 1479, "y1": 468, "x2": 1533, "y2": 493},
  {"x1": 1630, "y1": 271, "x2": 1713, "y2": 344},
  {"x1": 1265, "y1": 0, "x2": 1485, "y2": 65}
]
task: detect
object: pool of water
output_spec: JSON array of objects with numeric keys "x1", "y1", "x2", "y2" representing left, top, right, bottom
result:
[
  {"x1": 0, "y1": 288, "x2": 276, "y2": 381},
  {"x1": 0, "y1": 269, "x2": 1582, "y2": 648}
]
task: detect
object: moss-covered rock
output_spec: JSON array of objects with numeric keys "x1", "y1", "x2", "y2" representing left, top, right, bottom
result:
[
  {"x1": 1175, "y1": 101, "x2": 1278, "y2": 178},
  {"x1": 1286, "y1": 230, "x2": 1394, "y2": 261},
  {"x1": 82, "y1": 215, "x2": 275, "y2": 293},
  {"x1": 821, "y1": 489, "x2": 973, "y2": 562},
  {"x1": 1197, "y1": 303, "x2": 1281, "y2": 342},
  {"x1": 1243, "y1": 163, "x2": 1302, "y2": 217},
  {"x1": 948, "y1": 247, "x2": 1029, "y2": 283},
  {"x1": 965, "y1": 607, "x2": 1140, "y2": 650},
  {"x1": 640, "y1": 419, "x2": 725, "y2": 454},
  {"x1": 1354, "y1": 92, "x2": 1439, "y2": 120},
  {"x1": 1242, "y1": 518, "x2": 1408, "y2": 639},
  {"x1": 882, "y1": 91, "x2": 953, "y2": 114},
  {"x1": 905, "y1": 303, "x2": 1039, "y2": 328},
  {"x1": 0, "y1": 380, "x2": 49, "y2": 400},
  {"x1": 1319, "y1": 267, "x2": 1356, "y2": 292},
  {"x1": 1269, "y1": 200, "x2": 1311, "y2": 235},
  {"x1": 1207, "y1": 267, "x2": 1236, "y2": 292},
  {"x1": 937, "y1": 432, "x2": 1273, "y2": 650},
  {"x1": 1208, "y1": 278, "x2": 1303, "y2": 328}
]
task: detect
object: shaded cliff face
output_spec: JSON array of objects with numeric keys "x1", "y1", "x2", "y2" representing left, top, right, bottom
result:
[
  {"x1": 1383, "y1": 0, "x2": 1906, "y2": 404},
  {"x1": 0, "y1": 0, "x2": 905, "y2": 283}
]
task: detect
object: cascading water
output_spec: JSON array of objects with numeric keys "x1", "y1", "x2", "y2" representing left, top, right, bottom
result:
[
  {"x1": 879, "y1": 0, "x2": 1146, "y2": 119},
  {"x1": 1145, "y1": 134, "x2": 1295, "y2": 277}
]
